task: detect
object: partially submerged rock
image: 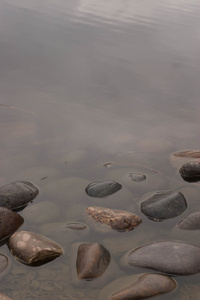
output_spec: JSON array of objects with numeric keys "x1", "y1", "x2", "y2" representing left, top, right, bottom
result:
[
  {"x1": 125, "y1": 241, "x2": 200, "y2": 275},
  {"x1": 179, "y1": 161, "x2": 200, "y2": 182},
  {"x1": 141, "y1": 190, "x2": 187, "y2": 221},
  {"x1": 86, "y1": 206, "x2": 142, "y2": 231},
  {"x1": 0, "y1": 181, "x2": 39, "y2": 211},
  {"x1": 76, "y1": 243, "x2": 111, "y2": 279},
  {"x1": 7, "y1": 231, "x2": 63, "y2": 266},
  {"x1": 0, "y1": 207, "x2": 24, "y2": 245},
  {"x1": 111, "y1": 273, "x2": 177, "y2": 300},
  {"x1": 178, "y1": 211, "x2": 200, "y2": 230},
  {"x1": 85, "y1": 181, "x2": 122, "y2": 198}
]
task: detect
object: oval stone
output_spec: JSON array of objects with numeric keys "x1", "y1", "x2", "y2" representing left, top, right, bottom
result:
[
  {"x1": 85, "y1": 181, "x2": 122, "y2": 198},
  {"x1": 178, "y1": 211, "x2": 200, "y2": 230},
  {"x1": 0, "y1": 181, "x2": 39, "y2": 211},
  {"x1": 125, "y1": 241, "x2": 200, "y2": 275},
  {"x1": 128, "y1": 172, "x2": 146, "y2": 182},
  {"x1": 111, "y1": 273, "x2": 177, "y2": 300},
  {"x1": 141, "y1": 190, "x2": 187, "y2": 221},
  {"x1": 86, "y1": 206, "x2": 142, "y2": 231},
  {"x1": 179, "y1": 161, "x2": 200, "y2": 182},
  {"x1": 76, "y1": 243, "x2": 111, "y2": 279},
  {"x1": 0, "y1": 207, "x2": 24, "y2": 245},
  {"x1": 7, "y1": 231, "x2": 63, "y2": 266}
]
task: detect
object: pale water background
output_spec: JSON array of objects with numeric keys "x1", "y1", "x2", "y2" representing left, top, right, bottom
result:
[{"x1": 0, "y1": 0, "x2": 200, "y2": 299}]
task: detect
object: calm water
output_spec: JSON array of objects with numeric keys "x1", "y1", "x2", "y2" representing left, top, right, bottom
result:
[{"x1": 0, "y1": 0, "x2": 200, "y2": 299}]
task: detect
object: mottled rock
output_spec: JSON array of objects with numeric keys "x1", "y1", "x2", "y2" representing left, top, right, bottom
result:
[
  {"x1": 85, "y1": 181, "x2": 122, "y2": 198},
  {"x1": 86, "y1": 206, "x2": 142, "y2": 231},
  {"x1": 178, "y1": 211, "x2": 200, "y2": 230},
  {"x1": 128, "y1": 172, "x2": 146, "y2": 182},
  {"x1": 7, "y1": 231, "x2": 63, "y2": 266},
  {"x1": 111, "y1": 273, "x2": 177, "y2": 300},
  {"x1": 173, "y1": 150, "x2": 200, "y2": 158},
  {"x1": 125, "y1": 241, "x2": 200, "y2": 275},
  {"x1": 0, "y1": 181, "x2": 39, "y2": 211},
  {"x1": 179, "y1": 161, "x2": 200, "y2": 182},
  {"x1": 76, "y1": 243, "x2": 111, "y2": 279},
  {"x1": 141, "y1": 190, "x2": 187, "y2": 221},
  {"x1": 0, "y1": 207, "x2": 24, "y2": 245}
]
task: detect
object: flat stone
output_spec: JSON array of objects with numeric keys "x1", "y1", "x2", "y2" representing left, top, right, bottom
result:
[
  {"x1": 178, "y1": 211, "x2": 200, "y2": 230},
  {"x1": 0, "y1": 181, "x2": 39, "y2": 211},
  {"x1": 85, "y1": 181, "x2": 122, "y2": 198},
  {"x1": 86, "y1": 206, "x2": 142, "y2": 231},
  {"x1": 76, "y1": 243, "x2": 111, "y2": 279},
  {"x1": 7, "y1": 231, "x2": 63, "y2": 266},
  {"x1": 111, "y1": 273, "x2": 177, "y2": 300},
  {"x1": 141, "y1": 190, "x2": 187, "y2": 221},
  {"x1": 125, "y1": 241, "x2": 200, "y2": 275}
]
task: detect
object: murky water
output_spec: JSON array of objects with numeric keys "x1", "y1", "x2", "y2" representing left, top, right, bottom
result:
[{"x1": 0, "y1": 0, "x2": 200, "y2": 299}]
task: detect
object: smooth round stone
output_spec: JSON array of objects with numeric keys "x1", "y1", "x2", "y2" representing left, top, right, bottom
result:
[
  {"x1": 0, "y1": 181, "x2": 39, "y2": 211},
  {"x1": 0, "y1": 293, "x2": 12, "y2": 300},
  {"x1": 111, "y1": 273, "x2": 177, "y2": 300},
  {"x1": 86, "y1": 206, "x2": 142, "y2": 232},
  {"x1": 179, "y1": 161, "x2": 200, "y2": 182},
  {"x1": 178, "y1": 211, "x2": 200, "y2": 230},
  {"x1": 76, "y1": 243, "x2": 111, "y2": 279},
  {"x1": 0, "y1": 207, "x2": 24, "y2": 245},
  {"x1": 7, "y1": 231, "x2": 63, "y2": 266},
  {"x1": 21, "y1": 201, "x2": 60, "y2": 224},
  {"x1": 124, "y1": 241, "x2": 200, "y2": 275},
  {"x1": 85, "y1": 181, "x2": 122, "y2": 198},
  {"x1": 141, "y1": 190, "x2": 187, "y2": 221}
]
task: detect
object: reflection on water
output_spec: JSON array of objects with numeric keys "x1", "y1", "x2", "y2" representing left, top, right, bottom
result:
[{"x1": 0, "y1": 0, "x2": 200, "y2": 298}]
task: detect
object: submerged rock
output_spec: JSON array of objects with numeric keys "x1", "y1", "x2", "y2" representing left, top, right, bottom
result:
[
  {"x1": 141, "y1": 190, "x2": 187, "y2": 221},
  {"x1": 111, "y1": 273, "x2": 177, "y2": 300},
  {"x1": 0, "y1": 207, "x2": 24, "y2": 245},
  {"x1": 128, "y1": 172, "x2": 146, "y2": 182},
  {"x1": 7, "y1": 231, "x2": 63, "y2": 266},
  {"x1": 179, "y1": 161, "x2": 200, "y2": 182},
  {"x1": 178, "y1": 211, "x2": 200, "y2": 230},
  {"x1": 0, "y1": 181, "x2": 39, "y2": 211},
  {"x1": 173, "y1": 150, "x2": 200, "y2": 158},
  {"x1": 76, "y1": 243, "x2": 111, "y2": 279},
  {"x1": 0, "y1": 254, "x2": 11, "y2": 281},
  {"x1": 125, "y1": 241, "x2": 200, "y2": 275},
  {"x1": 85, "y1": 181, "x2": 122, "y2": 198},
  {"x1": 86, "y1": 206, "x2": 142, "y2": 231}
]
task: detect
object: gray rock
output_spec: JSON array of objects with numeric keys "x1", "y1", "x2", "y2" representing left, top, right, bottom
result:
[
  {"x1": 125, "y1": 241, "x2": 200, "y2": 275},
  {"x1": 85, "y1": 181, "x2": 122, "y2": 198},
  {"x1": 111, "y1": 273, "x2": 177, "y2": 300},
  {"x1": 141, "y1": 190, "x2": 187, "y2": 221},
  {"x1": 76, "y1": 243, "x2": 111, "y2": 279},
  {"x1": 179, "y1": 161, "x2": 200, "y2": 182},
  {"x1": 0, "y1": 181, "x2": 39, "y2": 211},
  {"x1": 8, "y1": 231, "x2": 63, "y2": 266},
  {"x1": 178, "y1": 211, "x2": 200, "y2": 230},
  {"x1": 128, "y1": 172, "x2": 146, "y2": 182}
]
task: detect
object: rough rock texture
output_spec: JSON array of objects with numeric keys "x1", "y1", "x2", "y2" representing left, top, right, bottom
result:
[
  {"x1": 141, "y1": 190, "x2": 187, "y2": 221},
  {"x1": 128, "y1": 172, "x2": 146, "y2": 182},
  {"x1": 173, "y1": 150, "x2": 200, "y2": 158},
  {"x1": 0, "y1": 207, "x2": 24, "y2": 244},
  {"x1": 125, "y1": 241, "x2": 200, "y2": 275},
  {"x1": 0, "y1": 181, "x2": 39, "y2": 211},
  {"x1": 178, "y1": 211, "x2": 200, "y2": 230},
  {"x1": 179, "y1": 161, "x2": 200, "y2": 182},
  {"x1": 85, "y1": 181, "x2": 122, "y2": 198},
  {"x1": 76, "y1": 243, "x2": 111, "y2": 279},
  {"x1": 7, "y1": 231, "x2": 63, "y2": 266},
  {"x1": 86, "y1": 206, "x2": 142, "y2": 231},
  {"x1": 111, "y1": 273, "x2": 177, "y2": 300}
]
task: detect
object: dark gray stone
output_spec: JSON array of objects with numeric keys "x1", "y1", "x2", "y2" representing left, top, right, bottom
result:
[
  {"x1": 125, "y1": 241, "x2": 200, "y2": 275},
  {"x1": 85, "y1": 180, "x2": 122, "y2": 198},
  {"x1": 141, "y1": 190, "x2": 187, "y2": 221},
  {"x1": 179, "y1": 161, "x2": 200, "y2": 182}
]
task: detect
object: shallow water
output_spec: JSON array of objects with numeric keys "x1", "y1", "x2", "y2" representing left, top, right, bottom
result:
[{"x1": 0, "y1": 0, "x2": 200, "y2": 299}]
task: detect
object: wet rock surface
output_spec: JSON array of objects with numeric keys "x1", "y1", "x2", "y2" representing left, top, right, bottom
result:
[
  {"x1": 7, "y1": 231, "x2": 63, "y2": 266},
  {"x1": 179, "y1": 161, "x2": 200, "y2": 182},
  {"x1": 0, "y1": 181, "x2": 39, "y2": 211},
  {"x1": 178, "y1": 211, "x2": 200, "y2": 230},
  {"x1": 0, "y1": 207, "x2": 24, "y2": 245},
  {"x1": 125, "y1": 241, "x2": 200, "y2": 275},
  {"x1": 111, "y1": 273, "x2": 177, "y2": 300},
  {"x1": 141, "y1": 190, "x2": 187, "y2": 221},
  {"x1": 76, "y1": 243, "x2": 111, "y2": 279},
  {"x1": 85, "y1": 180, "x2": 122, "y2": 198},
  {"x1": 86, "y1": 206, "x2": 142, "y2": 231}
]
